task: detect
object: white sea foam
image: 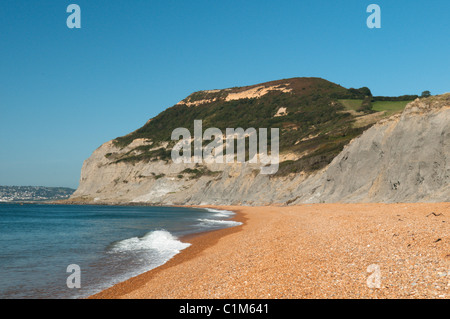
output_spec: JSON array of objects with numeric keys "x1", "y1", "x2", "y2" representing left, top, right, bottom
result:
[
  {"x1": 204, "y1": 208, "x2": 235, "y2": 217},
  {"x1": 93, "y1": 230, "x2": 191, "y2": 300},
  {"x1": 198, "y1": 208, "x2": 241, "y2": 227},
  {"x1": 197, "y1": 218, "x2": 242, "y2": 227},
  {"x1": 110, "y1": 230, "x2": 190, "y2": 254}
]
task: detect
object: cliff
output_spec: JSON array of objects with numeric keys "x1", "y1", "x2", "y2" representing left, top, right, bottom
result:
[
  {"x1": 289, "y1": 94, "x2": 450, "y2": 203},
  {"x1": 70, "y1": 78, "x2": 449, "y2": 205}
]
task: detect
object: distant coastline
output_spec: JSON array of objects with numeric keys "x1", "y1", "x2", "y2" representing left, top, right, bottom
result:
[
  {"x1": 0, "y1": 186, "x2": 75, "y2": 203},
  {"x1": 50, "y1": 199, "x2": 170, "y2": 207}
]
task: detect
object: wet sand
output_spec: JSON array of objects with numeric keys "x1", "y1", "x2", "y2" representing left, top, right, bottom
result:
[{"x1": 90, "y1": 203, "x2": 449, "y2": 299}]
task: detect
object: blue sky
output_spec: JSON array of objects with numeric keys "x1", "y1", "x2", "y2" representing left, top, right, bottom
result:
[{"x1": 0, "y1": 0, "x2": 449, "y2": 188}]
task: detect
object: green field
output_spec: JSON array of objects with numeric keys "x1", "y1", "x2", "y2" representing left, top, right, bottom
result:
[
  {"x1": 338, "y1": 99, "x2": 363, "y2": 111},
  {"x1": 372, "y1": 100, "x2": 412, "y2": 116},
  {"x1": 339, "y1": 99, "x2": 412, "y2": 116}
]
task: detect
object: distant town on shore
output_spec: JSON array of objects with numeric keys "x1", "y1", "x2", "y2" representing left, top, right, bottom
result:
[{"x1": 0, "y1": 186, "x2": 75, "y2": 202}]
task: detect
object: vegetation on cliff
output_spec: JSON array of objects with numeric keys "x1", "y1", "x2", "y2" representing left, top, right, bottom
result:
[{"x1": 110, "y1": 77, "x2": 416, "y2": 176}]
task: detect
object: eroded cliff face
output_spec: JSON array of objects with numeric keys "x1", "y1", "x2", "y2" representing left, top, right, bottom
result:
[
  {"x1": 71, "y1": 137, "x2": 307, "y2": 205},
  {"x1": 290, "y1": 95, "x2": 450, "y2": 203},
  {"x1": 71, "y1": 94, "x2": 450, "y2": 205}
]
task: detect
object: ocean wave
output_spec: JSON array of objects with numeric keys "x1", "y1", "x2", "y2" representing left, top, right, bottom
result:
[
  {"x1": 197, "y1": 218, "x2": 242, "y2": 227},
  {"x1": 204, "y1": 208, "x2": 235, "y2": 218},
  {"x1": 109, "y1": 230, "x2": 190, "y2": 254}
]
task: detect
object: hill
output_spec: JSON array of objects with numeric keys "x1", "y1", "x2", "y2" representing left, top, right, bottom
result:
[
  {"x1": 110, "y1": 77, "x2": 412, "y2": 176},
  {"x1": 68, "y1": 78, "x2": 448, "y2": 205}
]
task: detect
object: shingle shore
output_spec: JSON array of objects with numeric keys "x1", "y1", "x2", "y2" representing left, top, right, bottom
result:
[{"x1": 90, "y1": 203, "x2": 449, "y2": 299}]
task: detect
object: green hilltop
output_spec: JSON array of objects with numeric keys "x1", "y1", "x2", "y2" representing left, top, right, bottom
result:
[{"x1": 110, "y1": 77, "x2": 417, "y2": 176}]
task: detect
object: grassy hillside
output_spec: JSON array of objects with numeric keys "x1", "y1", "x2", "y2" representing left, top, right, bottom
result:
[
  {"x1": 110, "y1": 77, "x2": 417, "y2": 176},
  {"x1": 339, "y1": 99, "x2": 414, "y2": 116},
  {"x1": 338, "y1": 99, "x2": 364, "y2": 112},
  {"x1": 372, "y1": 101, "x2": 411, "y2": 116}
]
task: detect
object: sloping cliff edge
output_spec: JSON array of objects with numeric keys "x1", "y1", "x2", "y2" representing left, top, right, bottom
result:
[{"x1": 69, "y1": 94, "x2": 450, "y2": 205}]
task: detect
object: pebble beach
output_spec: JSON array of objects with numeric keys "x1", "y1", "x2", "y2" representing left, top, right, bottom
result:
[{"x1": 90, "y1": 203, "x2": 450, "y2": 299}]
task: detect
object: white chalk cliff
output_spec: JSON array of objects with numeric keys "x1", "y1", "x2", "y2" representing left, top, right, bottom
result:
[{"x1": 71, "y1": 92, "x2": 450, "y2": 205}]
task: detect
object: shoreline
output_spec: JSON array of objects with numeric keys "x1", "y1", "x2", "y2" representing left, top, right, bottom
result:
[
  {"x1": 89, "y1": 203, "x2": 449, "y2": 299},
  {"x1": 89, "y1": 205, "x2": 246, "y2": 299}
]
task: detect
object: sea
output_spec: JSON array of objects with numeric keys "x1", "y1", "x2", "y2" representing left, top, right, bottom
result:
[{"x1": 0, "y1": 203, "x2": 241, "y2": 299}]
